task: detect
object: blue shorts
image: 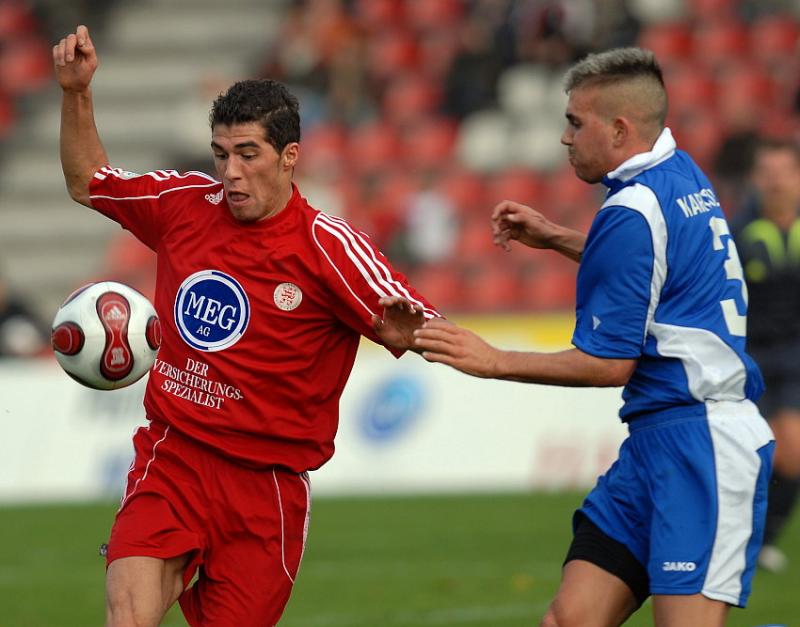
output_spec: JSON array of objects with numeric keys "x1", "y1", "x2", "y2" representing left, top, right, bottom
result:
[{"x1": 578, "y1": 400, "x2": 774, "y2": 607}]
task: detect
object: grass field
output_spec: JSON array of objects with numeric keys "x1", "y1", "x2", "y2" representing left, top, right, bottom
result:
[{"x1": 1, "y1": 492, "x2": 797, "y2": 626}]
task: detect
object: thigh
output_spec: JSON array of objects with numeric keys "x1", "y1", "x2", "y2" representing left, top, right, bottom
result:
[
  {"x1": 180, "y1": 469, "x2": 311, "y2": 627},
  {"x1": 106, "y1": 554, "x2": 190, "y2": 627},
  {"x1": 543, "y1": 560, "x2": 638, "y2": 627}
]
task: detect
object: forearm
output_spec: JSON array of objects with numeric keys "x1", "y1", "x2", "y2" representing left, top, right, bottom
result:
[
  {"x1": 60, "y1": 88, "x2": 108, "y2": 207},
  {"x1": 494, "y1": 348, "x2": 634, "y2": 387},
  {"x1": 549, "y1": 225, "x2": 586, "y2": 263}
]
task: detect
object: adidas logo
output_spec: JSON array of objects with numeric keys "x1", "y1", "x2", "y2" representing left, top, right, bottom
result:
[
  {"x1": 105, "y1": 305, "x2": 126, "y2": 321},
  {"x1": 205, "y1": 189, "x2": 224, "y2": 205}
]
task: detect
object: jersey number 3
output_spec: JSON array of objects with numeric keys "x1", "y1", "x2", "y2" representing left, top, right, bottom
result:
[{"x1": 709, "y1": 216, "x2": 748, "y2": 337}]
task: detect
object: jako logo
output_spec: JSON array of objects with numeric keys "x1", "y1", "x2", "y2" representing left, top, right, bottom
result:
[
  {"x1": 174, "y1": 270, "x2": 250, "y2": 352},
  {"x1": 662, "y1": 561, "x2": 697, "y2": 572}
]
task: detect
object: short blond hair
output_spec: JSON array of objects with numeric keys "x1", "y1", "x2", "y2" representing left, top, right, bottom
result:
[{"x1": 564, "y1": 47, "x2": 668, "y2": 128}]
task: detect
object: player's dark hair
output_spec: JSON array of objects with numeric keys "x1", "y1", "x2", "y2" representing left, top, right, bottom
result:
[
  {"x1": 210, "y1": 79, "x2": 301, "y2": 153},
  {"x1": 755, "y1": 137, "x2": 800, "y2": 163}
]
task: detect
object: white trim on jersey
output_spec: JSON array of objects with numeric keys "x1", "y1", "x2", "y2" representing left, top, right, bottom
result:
[
  {"x1": 321, "y1": 213, "x2": 437, "y2": 319},
  {"x1": 702, "y1": 400, "x2": 773, "y2": 605},
  {"x1": 602, "y1": 184, "x2": 667, "y2": 344},
  {"x1": 90, "y1": 183, "x2": 219, "y2": 202},
  {"x1": 606, "y1": 128, "x2": 676, "y2": 183},
  {"x1": 650, "y1": 323, "x2": 747, "y2": 401},
  {"x1": 312, "y1": 213, "x2": 437, "y2": 319}
]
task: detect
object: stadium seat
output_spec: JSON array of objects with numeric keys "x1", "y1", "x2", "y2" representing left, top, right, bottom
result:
[
  {"x1": 456, "y1": 110, "x2": 513, "y2": 173},
  {"x1": 692, "y1": 19, "x2": 750, "y2": 71},
  {"x1": 0, "y1": 36, "x2": 52, "y2": 95},
  {"x1": 365, "y1": 29, "x2": 419, "y2": 82},
  {"x1": 0, "y1": 93, "x2": 14, "y2": 138},
  {"x1": 461, "y1": 261, "x2": 521, "y2": 312},
  {"x1": 637, "y1": 22, "x2": 694, "y2": 68},
  {"x1": 381, "y1": 73, "x2": 441, "y2": 126},
  {"x1": 0, "y1": 0, "x2": 38, "y2": 38},
  {"x1": 434, "y1": 167, "x2": 487, "y2": 216},
  {"x1": 406, "y1": 0, "x2": 464, "y2": 31},
  {"x1": 687, "y1": 0, "x2": 737, "y2": 21},
  {"x1": 408, "y1": 263, "x2": 463, "y2": 310},
  {"x1": 749, "y1": 15, "x2": 799, "y2": 66},
  {"x1": 399, "y1": 116, "x2": 457, "y2": 171},
  {"x1": 663, "y1": 64, "x2": 716, "y2": 118},
  {"x1": 346, "y1": 122, "x2": 402, "y2": 175},
  {"x1": 486, "y1": 169, "x2": 546, "y2": 208},
  {"x1": 353, "y1": 0, "x2": 405, "y2": 32}
]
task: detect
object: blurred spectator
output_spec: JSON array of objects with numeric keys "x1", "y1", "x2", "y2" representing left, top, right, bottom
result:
[
  {"x1": 731, "y1": 138, "x2": 800, "y2": 573},
  {"x1": 0, "y1": 270, "x2": 47, "y2": 357}
]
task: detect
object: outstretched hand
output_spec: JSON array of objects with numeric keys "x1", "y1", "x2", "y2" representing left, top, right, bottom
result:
[
  {"x1": 371, "y1": 296, "x2": 427, "y2": 351},
  {"x1": 53, "y1": 25, "x2": 98, "y2": 92},
  {"x1": 413, "y1": 318, "x2": 503, "y2": 378},
  {"x1": 491, "y1": 200, "x2": 560, "y2": 252}
]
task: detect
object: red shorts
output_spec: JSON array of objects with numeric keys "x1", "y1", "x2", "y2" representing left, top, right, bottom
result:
[{"x1": 107, "y1": 420, "x2": 311, "y2": 627}]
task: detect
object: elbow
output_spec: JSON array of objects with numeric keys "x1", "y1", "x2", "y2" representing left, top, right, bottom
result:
[{"x1": 593, "y1": 359, "x2": 636, "y2": 387}]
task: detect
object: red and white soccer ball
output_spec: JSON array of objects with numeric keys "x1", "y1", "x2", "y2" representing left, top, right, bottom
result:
[{"x1": 51, "y1": 281, "x2": 161, "y2": 390}]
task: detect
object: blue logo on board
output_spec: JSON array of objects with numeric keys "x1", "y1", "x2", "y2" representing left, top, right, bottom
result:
[
  {"x1": 358, "y1": 375, "x2": 427, "y2": 443},
  {"x1": 174, "y1": 270, "x2": 250, "y2": 352}
]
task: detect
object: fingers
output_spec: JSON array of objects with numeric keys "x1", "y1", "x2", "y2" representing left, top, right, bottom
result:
[
  {"x1": 378, "y1": 295, "x2": 419, "y2": 314},
  {"x1": 76, "y1": 24, "x2": 95, "y2": 54},
  {"x1": 53, "y1": 25, "x2": 95, "y2": 68}
]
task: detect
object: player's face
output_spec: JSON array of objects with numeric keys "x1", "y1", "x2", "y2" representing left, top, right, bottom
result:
[
  {"x1": 211, "y1": 122, "x2": 299, "y2": 222},
  {"x1": 561, "y1": 87, "x2": 616, "y2": 184}
]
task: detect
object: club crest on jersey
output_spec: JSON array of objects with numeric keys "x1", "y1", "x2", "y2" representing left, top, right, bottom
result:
[
  {"x1": 174, "y1": 270, "x2": 250, "y2": 352},
  {"x1": 274, "y1": 282, "x2": 303, "y2": 311}
]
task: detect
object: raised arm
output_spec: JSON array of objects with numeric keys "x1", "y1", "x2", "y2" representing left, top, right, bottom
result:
[
  {"x1": 53, "y1": 25, "x2": 107, "y2": 207},
  {"x1": 491, "y1": 200, "x2": 587, "y2": 262}
]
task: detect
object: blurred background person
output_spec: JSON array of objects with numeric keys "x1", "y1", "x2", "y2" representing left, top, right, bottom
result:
[
  {"x1": 0, "y1": 266, "x2": 47, "y2": 358},
  {"x1": 732, "y1": 138, "x2": 800, "y2": 573}
]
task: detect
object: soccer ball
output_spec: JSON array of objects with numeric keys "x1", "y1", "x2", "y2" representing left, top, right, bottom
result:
[{"x1": 51, "y1": 281, "x2": 161, "y2": 390}]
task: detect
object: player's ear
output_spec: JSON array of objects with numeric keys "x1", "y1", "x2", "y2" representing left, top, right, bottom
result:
[
  {"x1": 281, "y1": 143, "x2": 299, "y2": 170},
  {"x1": 612, "y1": 117, "x2": 630, "y2": 148}
]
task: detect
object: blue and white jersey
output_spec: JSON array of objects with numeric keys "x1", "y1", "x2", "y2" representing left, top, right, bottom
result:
[{"x1": 573, "y1": 128, "x2": 764, "y2": 421}]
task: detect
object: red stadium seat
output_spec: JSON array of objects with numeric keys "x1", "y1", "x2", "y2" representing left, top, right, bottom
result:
[
  {"x1": 0, "y1": 1, "x2": 37, "y2": 38},
  {"x1": 365, "y1": 29, "x2": 419, "y2": 81},
  {"x1": 485, "y1": 169, "x2": 546, "y2": 208},
  {"x1": 408, "y1": 263, "x2": 463, "y2": 310},
  {"x1": 399, "y1": 117, "x2": 457, "y2": 171},
  {"x1": 637, "y1": 23, "x2": 694, "y2": 68},
  {"x1": 382, "y1": 73, "x2": 441, "y2": 125},
  {"x1": 353, "y1": 0, "x2": 406, "y2": 32},
  {"x1": 0, "y1": 92, "x2": 15, "y2": 138},
  {"x1": 346, "y1": 122, "x2": 402, "y2": 175},
  {"x1": 296, "y1": 123, "x2": 348, "y2": 175},
  {"x1": 435, "y1": 168, "x2": 487, "y2": 216},
  {"x1": 417, "y1": 29, "x2": 461, "y2": 79},
  {"x1": 688, "y1": 0, "x2": 737, "y2": 21},
  {"x1": 663, "y1": 64, "x2": 716, "y2": 118},
  {"x1": 461, "y1": 261, "x2": 521, "y2": 312},
  {"x1": 692, "y1": 19, "x2": 750, "y2": 72},
  {"x1": 406, "y1": 0, "x2": 464, "y2": 31},
  {"x1": 0, "y1": 36, "x2": 52, "y2": 95},
  {"x1": 749, "y1": 15, "x2": 799, "y2": 66}
]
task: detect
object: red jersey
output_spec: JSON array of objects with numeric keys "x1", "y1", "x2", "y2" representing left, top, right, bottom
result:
[{"x1": 89, "y1": 166, "x2": 438, "y2": 472}]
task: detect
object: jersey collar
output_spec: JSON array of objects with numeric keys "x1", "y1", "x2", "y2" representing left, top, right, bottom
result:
[{"x1": 602, "y1": 127, "x2": 677, "y2": 186}]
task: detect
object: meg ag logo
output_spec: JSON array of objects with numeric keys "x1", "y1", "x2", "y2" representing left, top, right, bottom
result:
[{"x1": 174, "y1": 270, "x2": 250, "y2": 352}]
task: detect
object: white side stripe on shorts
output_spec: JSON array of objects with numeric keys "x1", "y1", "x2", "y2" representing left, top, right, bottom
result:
[
  {"x1": 273, "y1": 469, "x2": 295, "y2": 584},
  {"x1": 119, "y1": 425, "x2": 170, "y2": 511}
]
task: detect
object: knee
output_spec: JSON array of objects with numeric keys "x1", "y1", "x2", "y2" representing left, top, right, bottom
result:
[{"x1": 540, "y1": 600, "x2": 592, "y2": 627}]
